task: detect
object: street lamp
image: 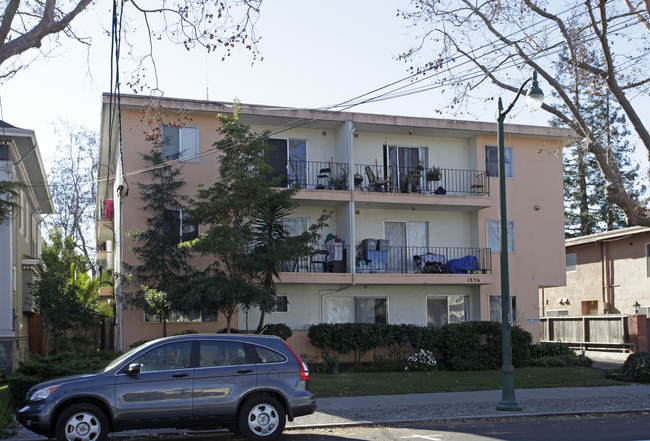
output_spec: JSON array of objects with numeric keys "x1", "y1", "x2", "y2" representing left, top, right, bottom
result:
[{"x1": 495, "y1": 71, "x2": 543, "y2": 412}]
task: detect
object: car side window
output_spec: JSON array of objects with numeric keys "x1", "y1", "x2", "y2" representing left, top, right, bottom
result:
[
  {"x1": 133, "y1": 341, "x2": 192, "y2": 373},
  {"x1": 252, "y1": 346, "x2": 286, "y2": 364},
  {"x1": 199, "y1": 341, "x2": 247, "y2": 367}
]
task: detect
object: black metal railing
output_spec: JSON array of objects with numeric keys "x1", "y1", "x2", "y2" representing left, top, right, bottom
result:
[
  {"x1": 267, "y1": 160, "x2": 489, "y2": 196},
  {"x1": 353, "y1": 164, "x2": 489, "y2": 196},
  {"x1": 280, "y1": 245, "x2": 492, "y2": 274}
]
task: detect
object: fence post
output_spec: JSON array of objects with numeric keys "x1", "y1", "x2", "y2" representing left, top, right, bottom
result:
[{"x1": 628, "y1": 314, "x2": 649, "y2": 353}]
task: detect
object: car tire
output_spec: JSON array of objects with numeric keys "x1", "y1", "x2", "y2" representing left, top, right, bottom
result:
[
  {"x1": 55, "y1": 403, "x2": 108, "y2": 441},
  {"x1": 237, "y1": 396, "x2": 286, "y2": 441}
]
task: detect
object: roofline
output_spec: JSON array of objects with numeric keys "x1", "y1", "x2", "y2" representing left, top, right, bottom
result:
[
  {"x1": 566, "y1": 226, "x2": 650, "y2": 247},
  {"x1": 100, "y1": 93, "x2": 577, "y2": 141}
]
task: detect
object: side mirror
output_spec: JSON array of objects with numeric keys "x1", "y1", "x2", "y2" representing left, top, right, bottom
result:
[{"x1": 124, "y1": 363, "x2": 142, "y2": 375}]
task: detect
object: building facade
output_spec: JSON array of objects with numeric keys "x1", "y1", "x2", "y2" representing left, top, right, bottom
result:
[
  {"x1": 0, "y1": 121, "x2": 53, "y2": 374},
  {"x1": 97, "y1": 94, "x2": 573, "y2": 352}
]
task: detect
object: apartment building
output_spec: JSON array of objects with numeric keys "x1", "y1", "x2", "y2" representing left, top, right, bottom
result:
[
  {"x1": 97, "y1": 94, "x2": 573, "y2": 351},
  {"x1": 0, "y1": 121, "x2": 53, "y2": 373}
]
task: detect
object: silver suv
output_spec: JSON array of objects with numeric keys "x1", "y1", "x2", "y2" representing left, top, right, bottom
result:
[{"x1": 16, "y1": 334, "x2": 316, "y2": 441}]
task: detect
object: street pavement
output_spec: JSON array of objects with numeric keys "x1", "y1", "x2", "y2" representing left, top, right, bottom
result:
[{"x1": 8, "y1": 354, "x2": 649, "y2": 440}]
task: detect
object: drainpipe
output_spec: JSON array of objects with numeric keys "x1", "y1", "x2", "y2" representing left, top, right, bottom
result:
[{"x1": 600, "y1": 241, "x2": 610, "y2": 314}]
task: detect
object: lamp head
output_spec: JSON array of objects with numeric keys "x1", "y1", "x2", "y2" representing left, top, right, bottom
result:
[
  {"x1": 525, "y1": 71, "x2": 544, "y2": 111},
  {"x1": 634, "y1": 301, "x2": 641, "y2": 313}
]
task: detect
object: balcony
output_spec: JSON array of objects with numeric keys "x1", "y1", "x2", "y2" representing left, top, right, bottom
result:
[
  {"x1": 269, "y1": 160, "x2": 489, "y2": 196},
  {"x1": 280, "y1": 245, "x2": 492, "y2": 275}
]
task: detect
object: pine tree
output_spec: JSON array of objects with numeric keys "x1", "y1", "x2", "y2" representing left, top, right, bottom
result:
[
  {"x1": 554, "y1": 50, "x2": 644, "y2": 237},
  {"x1": 127, "y1": 148, "x2": 194, "y2": 336}
]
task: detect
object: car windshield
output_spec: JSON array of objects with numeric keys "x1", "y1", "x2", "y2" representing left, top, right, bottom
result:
[{"x1": 98, "y1": 340, "x2": 159, "y2": 373}]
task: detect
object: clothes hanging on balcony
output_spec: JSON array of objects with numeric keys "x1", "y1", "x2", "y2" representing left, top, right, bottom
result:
[{"x1": 446, "y1": 255, "x2": 479, "y2": 274}]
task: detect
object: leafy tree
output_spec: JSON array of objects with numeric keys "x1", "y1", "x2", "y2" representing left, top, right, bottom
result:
[
  {"x1": 45, "y1": 121, "x2": 98, "y2": 271},
  {"x1": 31, "y1": 228, "x2": 107, "y2": 353},
  {"x1": 186, "y1": 108, "x2": 327, "y2": 331},
  {"x1": 251, "y1": 189, "x2": 328, "y2": 333},
  {"x1": 0, "y1": 180, "x2": 23, "y2": 224},
  {"x1": 126, "y1": 148, "x2": 194, "y2": 336},
  {"x1": 400, "y1": 1, "x2": 650, "y2": 226},
  {"x1": 0, "y1": 0, "x2": 261, "y2": 84},
  {"x1": 142, "y1": 285, "x2": 172, "y2": 338}
]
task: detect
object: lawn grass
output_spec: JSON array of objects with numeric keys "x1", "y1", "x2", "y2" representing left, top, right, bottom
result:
[{"x1": 309, "y1": 367, "x2": 628, "y2": 398}]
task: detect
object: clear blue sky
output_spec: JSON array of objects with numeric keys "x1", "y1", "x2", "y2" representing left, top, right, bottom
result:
[{"x1": 0, "y1": 0, "x2": 604, "y2": 166}]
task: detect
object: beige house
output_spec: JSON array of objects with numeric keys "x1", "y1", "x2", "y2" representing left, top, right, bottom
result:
[
  {"x1": 0, "y1": 121, "x2": 53, "y2": 374},
  {"x1": 97, "y1": 94, "x2": 573, "y2": 353},
  {"x1": 541, "y1": 227, "x2": 650, "y2": 352}
]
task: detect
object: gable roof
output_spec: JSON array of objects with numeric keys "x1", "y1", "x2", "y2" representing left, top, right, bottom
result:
[{"x1": 566, "y1": 226, "x2": 650, "y2": 247}]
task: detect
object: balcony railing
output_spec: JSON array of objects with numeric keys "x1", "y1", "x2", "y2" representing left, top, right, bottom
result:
[
  {"x1": 280, "y1": 245, "x2": 492, "y2": 274},
  {"x1": 268, "y1": 160, "x2": 489, "y2": 196}
]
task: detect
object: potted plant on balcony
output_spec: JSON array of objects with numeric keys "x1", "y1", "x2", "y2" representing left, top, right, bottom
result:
[
  {"x1": 333, "y1": 165, "x2": 349, "y2": 190},
  {"x1": 426, "y1": 167, "x2": 442, "y2": 182}
]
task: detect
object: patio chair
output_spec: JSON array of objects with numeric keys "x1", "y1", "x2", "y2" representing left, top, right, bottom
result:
[
  {"x1": 310, "y1": 249, "x2": 331, "y2": 272},
  {"x1": 365, "y1": 165, "x2": 390, "y2": 192}
]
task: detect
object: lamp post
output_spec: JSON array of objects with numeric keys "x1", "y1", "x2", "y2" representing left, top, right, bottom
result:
[{"x1": 495, "y1": 71, "x2": 543, "y2": 412}]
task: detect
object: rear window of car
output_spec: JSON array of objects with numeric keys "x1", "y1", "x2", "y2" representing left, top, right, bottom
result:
[
  {"x1": 252, "y1": 345, "x2": 287, "y2": 364},
  {"x1": 199, "y1": 340, "x2": 247, "y2": 367}
]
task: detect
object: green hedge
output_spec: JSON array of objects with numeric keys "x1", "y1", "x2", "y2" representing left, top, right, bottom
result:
[
  {"x1": 307, "y1": 321, "x2": 533, "y2": 371},
  {"x1": 260, "y1": 323, "x2": 293, "y2": 341},
  {"x1": 606, "y1": 351, "x2": 650, "y2": 383},
  {"x1": 7, "y1": 351, "x2": 117, "y2": 407}
]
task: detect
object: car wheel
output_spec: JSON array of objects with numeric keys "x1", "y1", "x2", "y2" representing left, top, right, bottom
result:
[
  {"x1": 237, "y1": 396, "x2": 286, "y2": 441},
  {"x1": 55, "y1": 403, "x2": 108, "y2": 441}
]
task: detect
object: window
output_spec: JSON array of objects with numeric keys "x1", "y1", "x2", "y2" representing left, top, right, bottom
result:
[
  {"x1": 427, "y1": 296, "x2": 469, "y2": 327},
  {"x1": 268, "y1": 138, "x2": 307, "y2": 187},
  {"x1": 0, "y1": 143, "x2": 9, "y2": 160},
  {"x1": 198, "y1": 340, "x2": 247, "y2": 367},
  {"x1": 326, "y1": 297, "x2": 388, "y2": 323},
  {"x1": 162, "y1": 125, "x2": 199, "y2": 162},
  {"x1": 546, "y1": 309, "x2": 569, "y2": 317},
  {"x1": 355, "y1": 297, "x2": 387, "y2": 323},
  {"x1": 385, "y1": 221, "x2": 429, "y2": 272},
  {"x1": 487, "y1": 220, "x2": 515, "y2": 253},
  {"x1": 252, "y1": 345, "x2": 286, "y2": 364},
  {"x1": 145, "y1": 309, "x2": 218, "y2": 323},
  {"x1": 489, "y1": 295, "x2": 518, "y2": 324},
  {"x1": 485, "y1": 145, "x2": 513, "y2": 178},
  {"x1": 566, "y1": 253, "x2": 577, "y2": 272},
  {"x1": 646, "y1": 244, "x2": 650, "y2": 277},
  {"x1": 276, "y1": 296, "x2": 288, "y2": 312},
  {"x1": 133, "y1": 341, "x2": 192, "y2": 372},
  {"x1": 282, "y1": 217, "x2": 309, "y2": 271},
  {"x1": 163, "y1": 209, "x2": 198, "y2": 244}
]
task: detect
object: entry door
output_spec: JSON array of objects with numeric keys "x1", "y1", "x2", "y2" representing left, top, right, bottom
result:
[
  {"x1": 268, "y1": 138, "x2": 307, "y2": 188},
  {"x1": 384, "y1": 221, "x2": 429, "y2": 273}
]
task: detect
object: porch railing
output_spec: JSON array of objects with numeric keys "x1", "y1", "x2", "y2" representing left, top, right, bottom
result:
[
  {"x1": 281, "y1": 245, "x2": 491, "y2": 274},
  {"x1": 268, "y1": 160, "x2": 489, "y2": 196}
]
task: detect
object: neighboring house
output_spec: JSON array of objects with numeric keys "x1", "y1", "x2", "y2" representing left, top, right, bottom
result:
[
  {"x1": 541, "y1": 227, "x2": 650, "y2": 352},
  {"x1": 97, "y1": 94, "x2": 573, "y2": 353},
  {"x1": 0, "y1": 121, "x2": 53, "y2": 374}
]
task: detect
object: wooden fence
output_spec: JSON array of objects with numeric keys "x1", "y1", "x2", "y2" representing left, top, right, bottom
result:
[{"x1": 540, "y1": 315, "x2": 635, "y2": 352}]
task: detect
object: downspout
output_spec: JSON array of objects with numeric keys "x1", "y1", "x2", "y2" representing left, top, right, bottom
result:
[{"x1": 600, "y1": 241, "x2": 610, "y2": 314}]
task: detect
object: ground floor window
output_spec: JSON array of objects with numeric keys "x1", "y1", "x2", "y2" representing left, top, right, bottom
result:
[
  {"x1": 489, "y1": 295, "x2": 517, "y2": 324},
  {"x1": 145, "y1": 309, "x2": 219, "y2": 323},
  {"x1": 427, "y1": 295, "x2": 469, "y2": 327},
  {"x1": 276, "y1": 296, "x2": 288, "y2": 312},
  {"x1": 326, "y1": 296, "x2": 388, "y2": 324}
]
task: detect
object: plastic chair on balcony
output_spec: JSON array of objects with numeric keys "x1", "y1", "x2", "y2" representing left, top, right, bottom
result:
[
  {"x1": 316, "y1": 167, "x2": 331, "y2": 189},
  {"x1": 365, "y1": 166, "x2": 390, "y2": 192},
  {"x1": 310, "y1": 249, "x2": 331, "y2": 272}
]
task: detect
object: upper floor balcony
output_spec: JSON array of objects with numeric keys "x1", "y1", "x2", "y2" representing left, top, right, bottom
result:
[{"x1": 269, "y1": 160, "x2": 489, "y2": 197}]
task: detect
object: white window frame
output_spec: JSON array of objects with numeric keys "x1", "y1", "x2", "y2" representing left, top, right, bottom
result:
[
  {"x1": 566, "y1": 253, "x2": 577, "y2": 273},
  {"x1": 487, "y1": 220, "x2": 515, "y2": 253},
  {"x1": 162, "y1": 125, "x2": 199, "y2": 162},
  {"x1": 426, "y1": 295, "x2": 470, "y2": 327},
  {"x1": 485, "y1": 145, "x2": 513, "y2": 178},
  {"x1": 489, "y1": 295, "x2": 518, "y2": 324}
]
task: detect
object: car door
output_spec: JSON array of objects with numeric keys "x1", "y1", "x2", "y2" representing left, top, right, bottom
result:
[
  {"x1": 114, "y1": 341, "x2": 194, "y2": 429},
  {"x1": 192, "y1": 339, "x2": 257, "y2": 424}
]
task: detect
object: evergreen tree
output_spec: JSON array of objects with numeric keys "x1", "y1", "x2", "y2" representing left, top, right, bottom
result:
[
  {"x1": 127, "y1": 148, "x2": 194, "y2": 336},
  {"x1": 553, "y1": 50, "x2": 644, "y2": 237},
  {"x1": 186, "y1": 107, "x2": 327, "y2": 332}
]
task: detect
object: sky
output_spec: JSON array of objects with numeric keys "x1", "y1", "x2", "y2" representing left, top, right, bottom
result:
[
  {"x1": 0, "y1": 0, "x2": 635, "y2": 170},
  {"x1": 0, "y1": 0, "x2": 549, "y2": 168}
]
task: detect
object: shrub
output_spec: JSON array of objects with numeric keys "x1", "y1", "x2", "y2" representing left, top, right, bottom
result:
[
  {"x1": 606, "y1": 352, "x2": 650, "y2": 383},
  {"x1": 0, "y1": 399, "x2": 18, "y2": 439},
  {"x1": 260, "y1": 323, "x2": 293, "y2": 340},
  {"x1": 529, "y1": 342, "x2": 592, "y2": 368},
  {"x1": 405, "y1": 349, "x2": 437, "y2": 372},
  {"x1": 7, "y1": 351, "x2": 117, "y2": 407},
  {"x1": 530, "y1": 342, "x2": 574, "y2": 358}
]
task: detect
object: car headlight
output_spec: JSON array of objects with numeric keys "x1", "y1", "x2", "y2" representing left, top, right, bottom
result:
[{"x1": 30, "y1": 385, "x2": 60, "y2": 401}]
